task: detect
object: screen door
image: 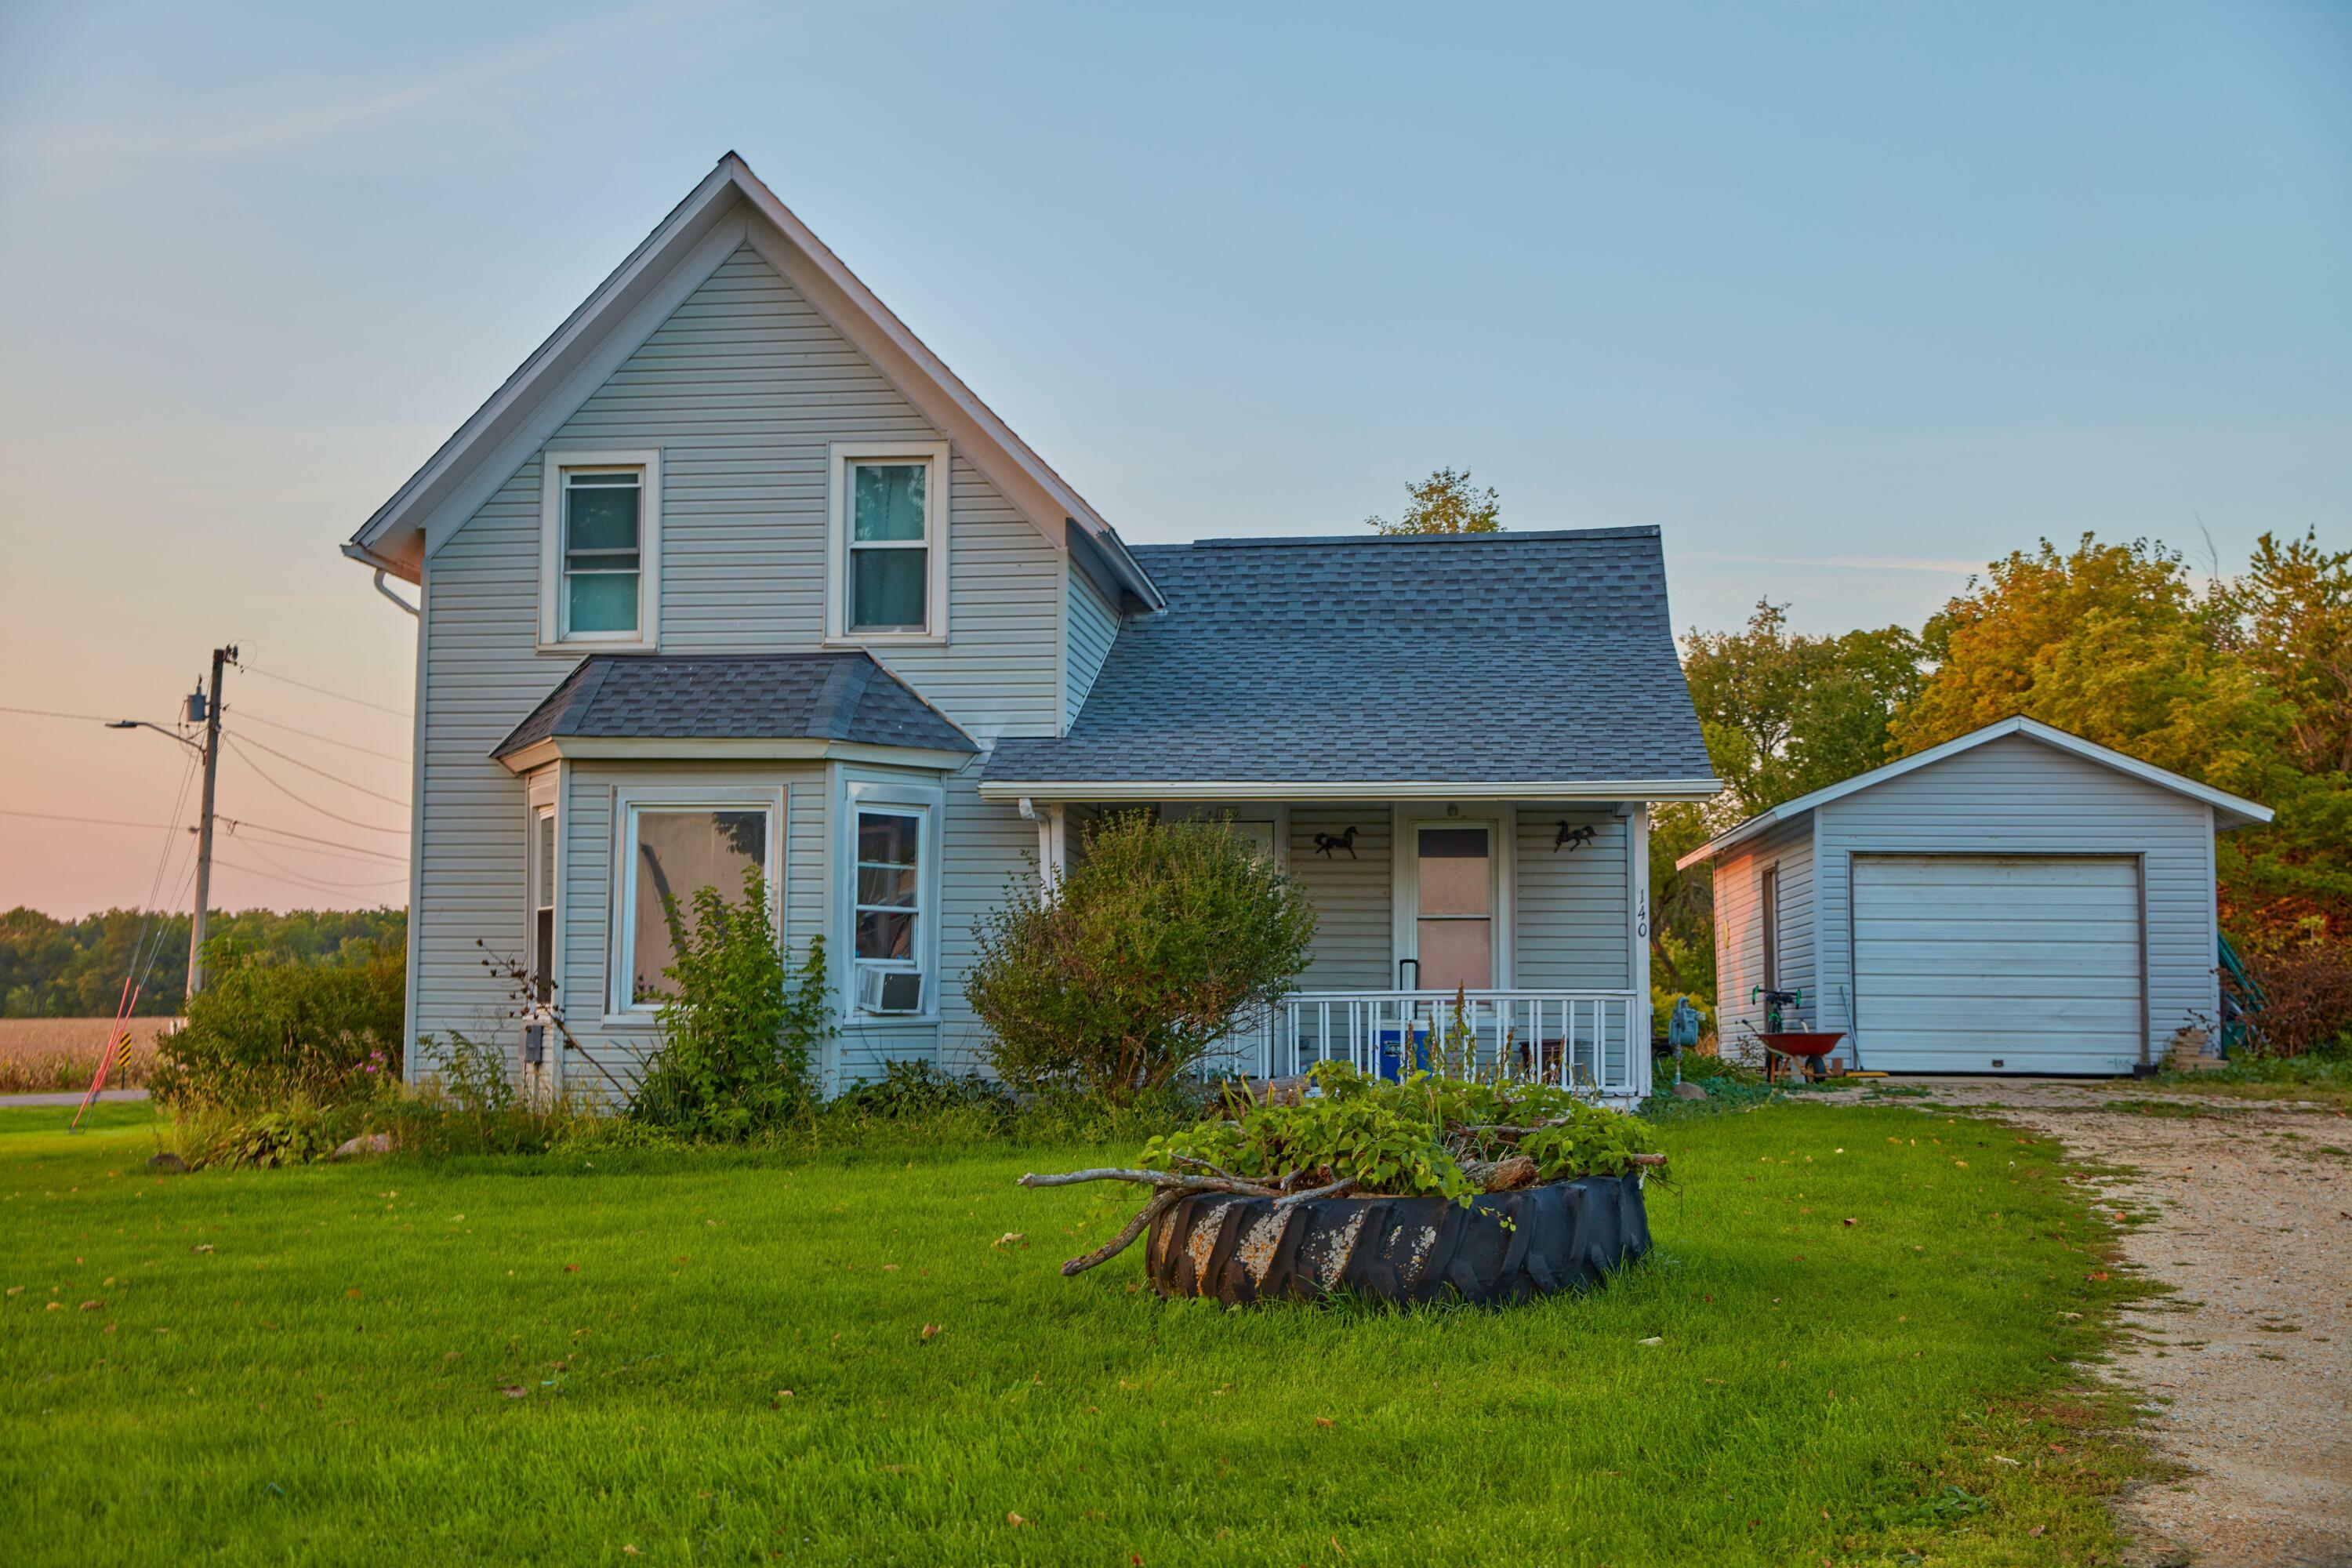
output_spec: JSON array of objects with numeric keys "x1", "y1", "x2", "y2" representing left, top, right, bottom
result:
[{"x1": 1414, "y1": 826, "x2": 1494, "y2": 992}]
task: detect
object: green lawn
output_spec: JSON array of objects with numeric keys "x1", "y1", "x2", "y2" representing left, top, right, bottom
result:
[{"x1": 2, "y1": 1099, "x2": 2141, "y2": 1566}]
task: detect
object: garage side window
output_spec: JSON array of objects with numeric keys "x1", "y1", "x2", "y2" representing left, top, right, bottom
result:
[{"x1": 1759, "y1": 866, "x2": 1780, "y2": 995}]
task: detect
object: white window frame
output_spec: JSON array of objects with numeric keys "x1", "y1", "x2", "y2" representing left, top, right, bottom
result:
[
  {"x1": 837, "y1": 775, "x2": 945, "y2": 1023},
  {"x1": 526, "y1": 791, "x2": 558, "y2": 1009},
  {"x1": 825, "y1": 440, "x2": 949, "y2": 645},
  {"x1": 1392, "y1": 811, "x2": 1515, "y2": 992},
  {"x1": 604, "y1": 782, "x2": 785, "y2": 1022},
  {"x1": 539, "y1": 447, "x2": 662, "y2": 652}
]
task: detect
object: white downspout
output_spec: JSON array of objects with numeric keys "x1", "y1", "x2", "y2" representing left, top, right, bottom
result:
[{"x1": 373, "y1": 569, "x2": 420, "y2": 616}]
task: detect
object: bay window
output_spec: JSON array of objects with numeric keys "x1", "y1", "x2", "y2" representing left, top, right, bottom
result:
[
  {"x1": 840, "y1": 779, "x2": 941, "y2": 1018},
  {"x1": 608, "y1": 786, "x2": 782, "y2": 1015}
]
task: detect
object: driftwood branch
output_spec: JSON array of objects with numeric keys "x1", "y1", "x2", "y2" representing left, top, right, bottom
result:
[
  {"x1": 1061, "y1": 1190, "x2": 1178, "y2": 1277},
  {"x1": 1171, "y1": 1152, "x2": 1247, "y2": 1184},
  {"x1": 1017, "y1": 1168, "x2": 1283, "y2": 1199},
  {"x1": 1272, "y1": 1176, "x2": 1356, "y2": 1210},
  {"x1": 1458, "y1": 1154, "x2": 1539, "y2": 1192}
]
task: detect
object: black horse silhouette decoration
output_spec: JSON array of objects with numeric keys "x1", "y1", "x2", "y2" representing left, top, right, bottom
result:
[
  {"x1": 1312, "y1": 825, "x2": 1359, "y2": 858},
  {"x1": 1554, "y1": 822, "x2": 1595, "y2": 853}
]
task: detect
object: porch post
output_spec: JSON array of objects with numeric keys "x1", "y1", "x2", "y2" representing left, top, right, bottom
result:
[
  {"x1": 1629, "y1": 802, "x2": 1652, "y2": 1097},
  {"x1": 1034, "y1": 802, "x2": 1067, "y2": 899}
]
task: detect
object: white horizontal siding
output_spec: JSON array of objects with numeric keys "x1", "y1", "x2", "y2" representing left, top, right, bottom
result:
[
  {"x1": 410, "y1": 244, "x2": 1069, "y2": 1084},
  {"x1": 1709, "y1": 815, "x2": 1816, "y2": 1060},
  {"x1": 937, "y1": 766, "x2": 1038, "y2": 1077},
  {"x1": 1512, "y1": 808, "x2": 1631, "y2": 989},
  {"x1": 554, "y1": 761, "x2": 824, "y2": 1093},
  {"x1": 1814, "y1": 732, "x2": 2217, "y2": 1066},
  {"x1": 410, "y1": 467, "x2": 560, "y2": 1080},
  {"x1": 1289, "y1": 808, "x2": 1392, "y2": 989},
  {"x1": 1065, "y1": 568, "x2": 1120, "y2": 724}
]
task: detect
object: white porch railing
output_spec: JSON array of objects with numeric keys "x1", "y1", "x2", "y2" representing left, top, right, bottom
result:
[{"x1": 1205, "y1": 989, "x2": 1649, "y2": 1101}]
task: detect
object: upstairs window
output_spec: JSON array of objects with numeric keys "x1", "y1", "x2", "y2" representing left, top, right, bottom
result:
[
  {"x1": 828, "y1": 441, "x2": 947, "y2": 643},
  {"x1": 539, "y1": 449, "x2": 661, "y2": 649},
  {"x1": 562, "y1": 470, "x2": 642, "y2": 634}
]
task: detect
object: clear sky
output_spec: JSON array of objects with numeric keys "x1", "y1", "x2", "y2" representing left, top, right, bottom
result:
[{"x1": 1, "y1": 1, "x2": 2346, "y2": 918}]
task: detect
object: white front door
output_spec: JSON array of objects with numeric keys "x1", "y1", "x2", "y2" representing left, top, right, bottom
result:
[{"x1": 1410, "y1": 823, "x2": 1496, "y2": 992}]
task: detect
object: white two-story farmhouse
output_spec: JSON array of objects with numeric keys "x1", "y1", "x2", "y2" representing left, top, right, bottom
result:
[{"x1": 344, "y1": 154, "x2": 1720, "y2": 1101}]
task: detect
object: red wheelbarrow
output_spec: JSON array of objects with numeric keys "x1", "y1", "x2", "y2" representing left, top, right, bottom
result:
[{"x1": 1737, "y1": 1024, "x2": 1849, "y2": 1084}]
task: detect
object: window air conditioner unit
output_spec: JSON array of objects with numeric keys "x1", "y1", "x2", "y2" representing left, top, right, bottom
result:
[{"x1": 857, "y1": 967, "x2": 924, "y2": 1014}]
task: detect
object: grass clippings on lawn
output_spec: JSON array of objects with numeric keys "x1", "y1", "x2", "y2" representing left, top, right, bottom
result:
[{"x1": 0, "y1": 1099, "x2": 2147, "y2": 1566}]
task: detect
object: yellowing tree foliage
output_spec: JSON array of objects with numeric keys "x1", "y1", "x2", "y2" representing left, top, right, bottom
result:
[
  {"x1": 1893, "y1": 532, "x2": 2351, "y2": 943},
  {"x1": 1366, "y1": 466, "x2": 1501, "y2": 535}
]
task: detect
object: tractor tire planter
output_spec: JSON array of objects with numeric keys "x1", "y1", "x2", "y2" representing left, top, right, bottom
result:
[{"x1": 1143, "y1": 1171, "x2": 1651, "y2": 1307}]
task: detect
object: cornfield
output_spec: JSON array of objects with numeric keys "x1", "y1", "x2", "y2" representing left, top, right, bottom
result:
[{"x1": 0, "y1": 1018, "x2": 179, "y2": 1094}]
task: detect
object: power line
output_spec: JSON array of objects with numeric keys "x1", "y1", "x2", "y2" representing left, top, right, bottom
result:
[
  {"x1": 0, "y1": 806, "x2": 410, "y2": 858},
  {"x1": 220, "y1": 738, "x2": 412, "y2": 837},
  {"x1": 236, "y1": 663, "x2": 410, "y2": 719},
  {"x1": 228, "y1": 839, "x2": 412, "y2": 891},
  {"x1": 230, "y1": 708, "x2": 408, "y2": 764},
  {"x1": 211, "y1": 858, "x2": 408, "y2": 898},
  {"x1": 0, "y1": 808, "x2": 181, "y2": 830},
  {"x1": 223, "y1": 822, "x2": 408, "y2": 866},
  {"x1": 226, "y1": 732, "x2": 409, "y2": 808},
  {"x1": 0, "y1": 704, "x2": 176, "y2": 726},
  {"x1": 114, "y1": 747, "x2": 202, "y2": 1017}
]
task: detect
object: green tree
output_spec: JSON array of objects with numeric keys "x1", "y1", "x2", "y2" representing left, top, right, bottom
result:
[
  {"x1": 0, "y1": 906, "x2": 405, "y2": 1017},
  {"x1": 1650, "y1": 601, "x2": 1923, "y2": 1006},
  {"x1": 1684, "y1": 601, "x2": 1926, "y2": 821},
  {"x1": 1366, "y1": 466, "x2": 1501, "y2": 535},
  {"x1": 2208, "y1": 529, "x2": 2352, "y2": 940},
  {"x1": 1889, "y1": 535, "x2": 2280, "y2": 784},
  {"x1": 966, "y1": 814, "x2": 1316, "y2": 1102},
  {"x1": 1893, "y1": 532, "x2": 2350, "y2": 944}
]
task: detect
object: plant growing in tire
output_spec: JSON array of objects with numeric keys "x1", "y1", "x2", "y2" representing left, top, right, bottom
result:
[{"x1": 1019, "y1": 1062, "x2": 1667, "y2": 1305}]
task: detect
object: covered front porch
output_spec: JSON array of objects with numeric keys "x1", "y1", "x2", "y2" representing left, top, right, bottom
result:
[{"x1": 1004, "y1": 792, "x2": 1659, "y2": 1102}]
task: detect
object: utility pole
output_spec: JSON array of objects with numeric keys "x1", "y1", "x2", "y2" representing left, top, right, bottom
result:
[{"x1": 185, "y1": 645, "x2": 236, "y2": 997}]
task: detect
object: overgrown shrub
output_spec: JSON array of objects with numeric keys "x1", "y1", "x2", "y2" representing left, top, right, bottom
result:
[
  {"x1": 630, "y1": 870, "x2": 831, "y2": 1138},
  {"x1": 2231, "y1": 938, "x2": 2352, "y2": 1056},
  {"x1": 828, "y1": 1058, "x2": 1014, "y2": 1122},
  {"x1": 966, "y1": 813, "x2": 1316, "y2": 1102},
  {"x1": 151, "y1": 937, "x2": 404, "y2": 1111}
]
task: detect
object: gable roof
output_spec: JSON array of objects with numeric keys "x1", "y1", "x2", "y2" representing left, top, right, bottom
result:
[
  {"x1": 492, "y1": 652, "x2": 975, "y2": 772},
  {"x1": 1674, "y1": 715, "x2": 2274, "y2": 869},
  {"x1": 344, "y1": 152, "x2": 1161, "y2": 611},
  {"x1": 979, "y1": 527, "x2": 1721, "y2": 800}
]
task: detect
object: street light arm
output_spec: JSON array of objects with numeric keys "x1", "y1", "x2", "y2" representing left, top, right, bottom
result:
[{"x1": 107, "y1": 719, "x2": 204, "y2": 753}]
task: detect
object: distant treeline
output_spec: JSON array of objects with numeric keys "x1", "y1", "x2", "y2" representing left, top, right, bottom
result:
[{"x1": 0, "y1": 907, "x2": 408, "y2": 1018}]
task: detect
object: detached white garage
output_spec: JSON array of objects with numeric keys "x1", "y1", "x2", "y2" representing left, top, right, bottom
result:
[{"x1": 1680, "y1": 718, "x2": 2273, "y2": 1076}]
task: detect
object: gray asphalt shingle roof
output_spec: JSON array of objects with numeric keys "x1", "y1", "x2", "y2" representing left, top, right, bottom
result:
[
  {"x1": 492, "y1": 652, "x2": 975, "y2": 760},
  {"x1": 985, "y1": 526, "x2": 1712, "y2": 787}
]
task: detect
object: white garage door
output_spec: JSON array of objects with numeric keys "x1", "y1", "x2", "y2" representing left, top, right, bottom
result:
[{"x1": 1853, "y1": 855, "x2": 2143, "y2": 1074}]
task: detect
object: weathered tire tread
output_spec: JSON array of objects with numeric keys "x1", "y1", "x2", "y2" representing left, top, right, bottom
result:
[{"x1": 1144, "y1": 1172, "x2": 1650, "y2": 1305}]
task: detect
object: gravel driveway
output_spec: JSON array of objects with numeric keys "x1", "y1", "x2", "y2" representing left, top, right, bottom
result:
[{"x1": 1826, "y1": 1077, "x2": 2350, "y2": 1567}]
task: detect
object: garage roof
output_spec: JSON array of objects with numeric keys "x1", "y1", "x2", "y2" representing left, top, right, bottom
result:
[{"x1": 1674, "y1": 716, "x2": 2274, "y2": 870}]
